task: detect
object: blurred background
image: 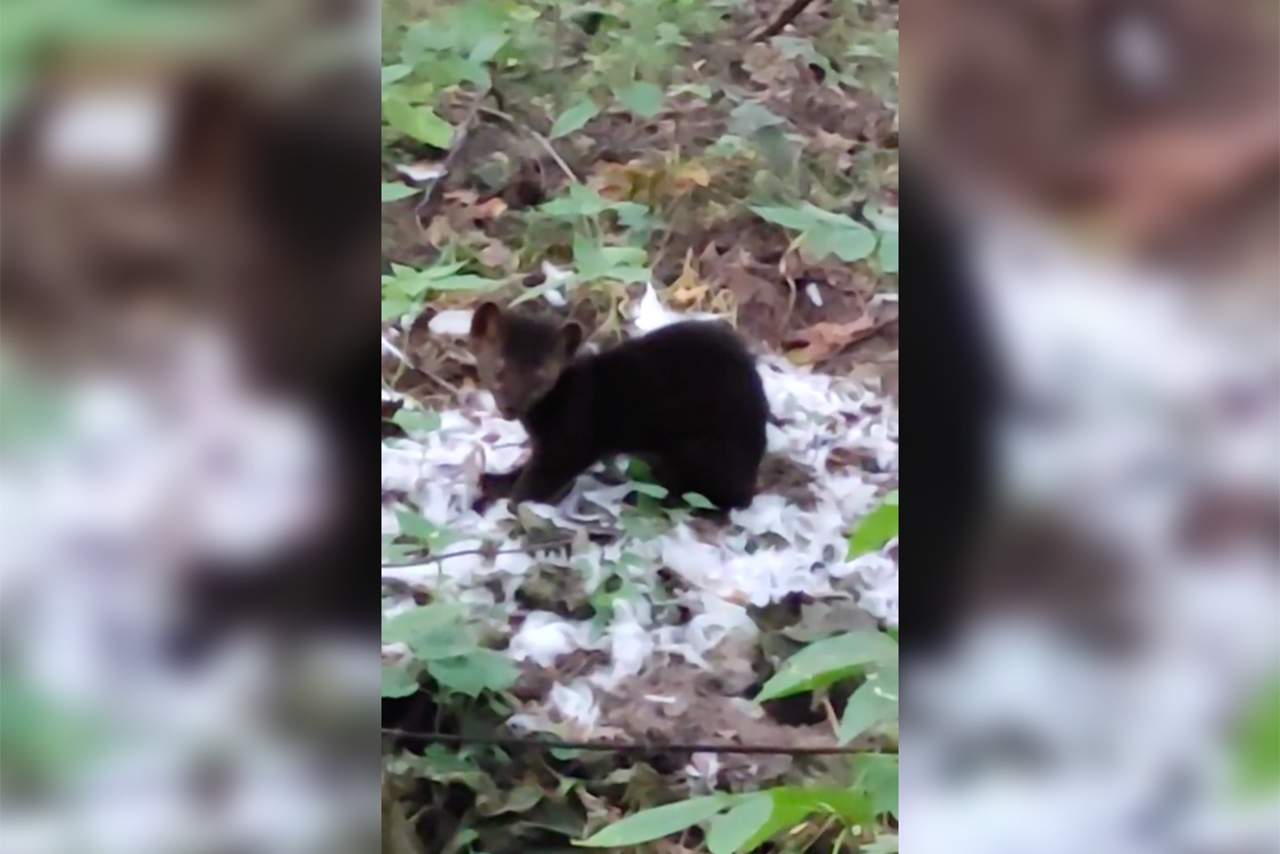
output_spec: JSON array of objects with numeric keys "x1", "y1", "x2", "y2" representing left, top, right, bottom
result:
[
  {"x1": 1, "y1": 0, "x2": 1277, "y2": 853},
  {"x1": 906, "y1": 0, "x2": 1279, "y2": 852},
  {"x1": 0, "y1": 1, "x2": 381, "y2": 853}
]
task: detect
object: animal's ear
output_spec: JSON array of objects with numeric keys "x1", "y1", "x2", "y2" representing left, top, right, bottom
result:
[
  {"x1": 560, "y1": 320, "x2": 584, "y2": 358},
  {"x1": 470, "y1": 301, "x2": 503, "y2": 342}
]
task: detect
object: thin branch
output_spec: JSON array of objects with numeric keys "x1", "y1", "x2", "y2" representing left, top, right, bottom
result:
[
  {"x1": 751, "y1": 0, "x2": 821, "y2": 41},
  {"x1": 414, "y1": 93, "x2": 488, "y2": 225},
  {"x1": 381, "y1": 728, "x2": 890, "y2": 756},
  {"x1": 381, "y1": 533, "x2": 580, "y2": 570},
  {"x1": 477, "y1": 105, "x2": 581, "y2": 184}
]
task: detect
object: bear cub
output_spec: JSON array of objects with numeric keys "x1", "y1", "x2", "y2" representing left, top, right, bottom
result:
[{"x1": 469, "y1": 301, "x2": 769, "y2": 513}]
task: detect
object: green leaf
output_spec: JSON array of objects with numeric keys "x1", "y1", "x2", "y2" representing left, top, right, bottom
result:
[
  {"x1": 510, "y1": 278, "x2": 569, "y2": 306},
  {"x1": 392, "y1": 409, "x2": 442, "y2": 434},
  {"x1": 728, "y1": 101, "x2": 786, "y2": 136},
  {"x1": 851, "y1": 754, "x2": 899, "y2": 818},
  {"x1": 756, "y1": 631, "x2": 898, "y2": 702},
  {"x1": 632, "y1": 482, "x2": 669, "y2": 500},
  {"x1": 682, "y1": 492, "x2": 716, "y2": 510},
  {"x1": 382, "y1": 605, "x2": 455, "y2": 646},
  {"x1": 1234, "y1": 672, "x2": 1280, "y2": 796},
  {"x1": 616, "y1": 81, "x2": 664, "y2": 118},
  {"x1": 382, "y1": 182, "x2": 420, "y2": 202},
  {"x1": 479, "y1": 783, "x2": 544, "y2": 817},
  {"x1": 578, "y1": 795, "x2": 735, "y2": 847},
  {"x1": 847, "y1": 492, "x2": 899, "y2": 558},
  {"x1": 381, "y1": 663, "x2": 419, "y2": 698},
  {"x1": 0, "y1": 670, "x2": 110, "y2": 783},
  {"x1": 706, "y1": 794, "x2": 772, "y2": 854},
  {"x1": 734, "y1": 787, "x2": 873, "y2": 852},
  {"x1": 383, "y1": 100, "x2": 454, "y2": 148},
  {"x1": 572, "y1": 235, "x2": 651, "y2": 284},
  {"x1": 670, "y1": 83, "x2": 714, "y2": 99},
  {"x1": 381, "y1": 64, "x2": 412, "y2": 88},
  {"x1": 751, "y1": 205, "x2": 819, "y2": 232},
  {"x1": 395, "y1": 509, "x2": 454, "y2": 548},
  {"x1": 383, "y1": 297, "x2": 416, "y2": 321},
  {"x1": 613, "y1": 201, "x2": 655, "y2": 236},
  {"x1": 469, "y1": 33, "x2": 508, "y2": 63},
  {"x1": 838, "y1": 668, "x2": 899, "y2": 744},
  {"x1": 382, "y1": 535, "x2": 416, "y2": 564},
  {"x1": 426, "y1": 274, "x2": 503, "y2": 292},
  {"x1": 541, "y1": 183, "x2": 614, "y2": 218},
  {"x1": 798, "y1": 786, "x2": 874, "y2": 825},
  {"x1": 550, "y1": 99, "x2": 601, "y2": 139},
  {"x1": 734, "y1": 790, "x2": 816, "y2": 853},
  {"x1": 420, "y1": 261, "x2": 467, "y2": 278},
  {"x1": 877, "y1": 230, "x2": 899, "y2": 273},
  {"x1": 803, "y1": 220, "x2": 877, "y2": 263},
  {"x1": 428, "y1": 649, "x2": 519, "y2": 697},
  {"x1": 627, "y1": 458, "x2": 655, "y2": 482},
  {"x1": 385, "y1": 264, "x2": 501, "y2": 297},
  {"x1": 603, "y1": 266, "x2": 653, "y2": 284}
]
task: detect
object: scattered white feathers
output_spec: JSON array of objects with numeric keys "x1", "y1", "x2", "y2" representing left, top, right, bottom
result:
[{"x1": 381, "y1": 286, "x2": 900, "y2": 734}]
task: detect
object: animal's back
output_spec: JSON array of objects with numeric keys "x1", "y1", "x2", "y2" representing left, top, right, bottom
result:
[{"x1": 585, "y1": 320, "x2": 768, "y2": 454}]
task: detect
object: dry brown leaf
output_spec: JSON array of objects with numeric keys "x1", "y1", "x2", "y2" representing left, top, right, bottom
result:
[
  {"x1": 477, "y1": 240, "x2": 515, "y2": 271},
  {"x1": 469, "y1": 196, "x2": 509, "y2": 222},
  {"x1": 443, "y1": 189, "x2": 480, "y2": 205},
  {"x1": 743, "y1": 44, "x2": 789, "y2": 87},
  {"x1": 591, "y1": 161, "x2": 644, "y2": 201},
  {"x1": 668, "y1": 251, "x2": 708, "y2": 307},
  {"x1": 671, "y1": 162, "x2": 711, "y2": 194},
  {"x1": 423, "y1": 215, "x2": 458, "y2": 247},
  {"x1": 785, "y1": 316, "x2": 876, "y2": 365}
]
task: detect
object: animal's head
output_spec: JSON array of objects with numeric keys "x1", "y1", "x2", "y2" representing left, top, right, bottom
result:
[{"x1": 469, "y1": 301, "x2": 584, "y2": 419}]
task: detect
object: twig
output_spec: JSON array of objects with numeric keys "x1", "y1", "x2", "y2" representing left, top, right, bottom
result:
[
  {"x1": 750, "y1": 0, "x2": 821, "y2": 41},
  {"x1": 381, "y1": 336, "x2": 407, "y2": 364},
  {"x1": 414, "y1": 93, "x2": 488, "y2": 225},
  {"x1": 381, "y1": 728, "x2": 888, "y2": 756},
  {"x1": 779, "y1": 236, "x2": 802, "y2": 329},
  {"x1": 382, "y1": 533, "x2": 580, "y2": 570},
  {"x1": 477, "y1": 105, "x2": 581, "y2": 184}
]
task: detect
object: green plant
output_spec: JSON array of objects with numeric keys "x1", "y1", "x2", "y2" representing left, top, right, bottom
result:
[
  {"x1": 1234, "y1": 671, "x2": 1280, "y2": 798},
  {"x1": 378, "y1": 1, "x2": 902, "y2": 847},
  {"x1": 847, "y1": 490, "x2": 899, "y2": 558},
  {"x1": 752, "y1": 204, "x2": 898, "y2": 273},
  {"x1": 516, "y1": 187, "x2": 656, "y2": 303},
  {"x1": 382, "y1": 261, "x2": 504, "y2": 321},
  {"x1": 577, "y1": 630, "x2": 899, "y2": 853},
  {"x1": 758, "y1": 631, "x2": 899, "y2": 746},
  {"x1": 0, "y1": 669, "x2": 111, "y2": 794},
  {"x1": 382, "y1": 603, "x2": 519, "y2": 699}
]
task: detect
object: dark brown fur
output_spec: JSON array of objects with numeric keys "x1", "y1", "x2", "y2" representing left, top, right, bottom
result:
[{"x1": 469, "y1": 302, "x2": 769, "y2": 512}]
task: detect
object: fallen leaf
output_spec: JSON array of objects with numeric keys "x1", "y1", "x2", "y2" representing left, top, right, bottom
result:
[
  {"x1": 785, "y1": 317, "x2": 876, "y2": 365},
  {"x1": 668, "y1": 251, "x2": 708, "y2": 307},
  {"x1": 672, "y1": 162, "x2": 711, "y2": 194},
  {"x1": 477, "y1": 240, "x2": 515, "y2": 270},
  {"x1": 424, "y1": 215, "x2": 458, "y2": 247},
  {"x1": 592, "y1": 161, "x2": 644, "y2": 201},
  {"x1": 469, "y1": 197, "x2": 509, "y2": 222},
  {"x1": 444, "y1": 189, "x2": 481, "y2": 205}
]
